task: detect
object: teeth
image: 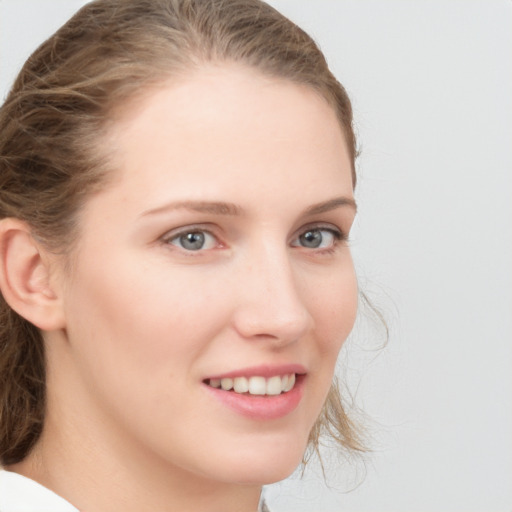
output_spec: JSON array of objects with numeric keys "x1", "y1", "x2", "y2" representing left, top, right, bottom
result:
[
  {"x1": 210, "y1": 378, "x2": 221, "y2": 388},
  {"x1": 210, "y1": 374, "x2": 297, "y2": 395},
  {"x1": 266, "y1": 376, "x2": 282, "y2": 395},
  {"x1": 283, "y1": 373, "x2": 295, "y2": 392},
  {"x1": 233, "y1": 376, "x2": 249, "y2": 393},
  {"x1": 248, "y1": 376, "x2": 266, "y2": 395},
  {"x1": 220, "y1": 378, "x2": 233, "y2": 391}
]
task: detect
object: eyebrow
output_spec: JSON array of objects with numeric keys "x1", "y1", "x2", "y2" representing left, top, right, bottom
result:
[
  {"x1": 140, "y1": 200, "x2": 243, "y2": 217},
  {"x1": 304, "y1": 197, "x2": 357, "y2": 215},
  {"x1": 140, "y1": 196, "x2": 356, "y2": 218}
]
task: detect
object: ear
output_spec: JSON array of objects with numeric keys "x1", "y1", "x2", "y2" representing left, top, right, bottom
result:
[{"x1": 0, "y1": 218, "x2": 65, "y2": 331}]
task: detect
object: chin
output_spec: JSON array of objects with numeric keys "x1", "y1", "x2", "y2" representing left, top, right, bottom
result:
[
  {"x1": 228, "y1": 461, "x2": 302, "y2": 486},
  {"x1": 207, "y1": 435, "x2": 308, "y2": 486}
]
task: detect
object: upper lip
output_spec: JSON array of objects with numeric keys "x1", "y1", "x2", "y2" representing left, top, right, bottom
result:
[{"x1": 205, "y1": 364, "x2": 307, "y2": 381}]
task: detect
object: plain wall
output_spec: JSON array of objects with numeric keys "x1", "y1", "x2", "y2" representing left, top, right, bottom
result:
[{"x1": 1, "y1": 1, "x2": 511, "y2": 510}]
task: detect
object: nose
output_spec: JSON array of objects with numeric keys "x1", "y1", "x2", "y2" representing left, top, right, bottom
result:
[{"x1": 231, "y1": 244, "x2": 313, "y2": 345}]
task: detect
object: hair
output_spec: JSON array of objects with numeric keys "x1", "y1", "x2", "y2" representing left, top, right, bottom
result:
[{"x1": 0, "y1": 0, "x2": 362, "y2": 466}]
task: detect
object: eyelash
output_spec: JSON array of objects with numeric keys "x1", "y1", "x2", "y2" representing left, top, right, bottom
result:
[
  {"x1": 290, "y1": 225, "x2": 346, "y2": 253},
  {"x1": 161, "y1": 225, "x2": 221, "y2": 253},
  {"x1": 161, "y1": 224, "x2": 346, "y2": 254}
]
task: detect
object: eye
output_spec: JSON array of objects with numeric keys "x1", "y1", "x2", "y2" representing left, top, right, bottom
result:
[
  {"x1": 291, "y1": 227, "x2": 342, "y2": 250},
  {"x1": 166, "y1": 230, "x2": 218, "y2": 251}
]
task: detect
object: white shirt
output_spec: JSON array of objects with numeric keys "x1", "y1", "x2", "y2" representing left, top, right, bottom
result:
[
  {"x1": 0, "y1": 470, "x2": 269, "y2": 511},
  {"x1": 0, "y1": 470, "x2": 78, "y2": 512}
]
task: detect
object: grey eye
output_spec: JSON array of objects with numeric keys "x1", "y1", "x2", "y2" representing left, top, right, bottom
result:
[
  {"x1": 168, "y1": 230, "x2": 216, "y2": 251},
  {"x1": 291, "y1": 228, "x2": 340, "y2": 249},
  {"x1": 299, "y1": 229, "x2": 323, "y2": 248},
  {"x1": 179, "y1": 232, "x2": 205, "y2": 250}
]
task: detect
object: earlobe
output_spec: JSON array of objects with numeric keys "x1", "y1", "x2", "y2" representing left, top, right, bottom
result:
[{"x1": 0, "y1": 218, "x2": 65, "y2": 331}]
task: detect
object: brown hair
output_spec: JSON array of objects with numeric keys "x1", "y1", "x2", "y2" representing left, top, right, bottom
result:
[{"x1": 0, "y1": 0, "x2": 361, "y2": 466}]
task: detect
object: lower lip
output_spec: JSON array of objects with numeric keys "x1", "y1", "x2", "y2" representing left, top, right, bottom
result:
[{"x1": 203, "y1": 375, "x2": 305, "y2": 420}]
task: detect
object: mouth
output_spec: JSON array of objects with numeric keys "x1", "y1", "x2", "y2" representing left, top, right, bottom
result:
[
  {"x1": 205, "y1": 373, "x2": 297, "y2": 396},
  {"x1": 202, "y1": 365, "x2": 306, "y2": 419}
]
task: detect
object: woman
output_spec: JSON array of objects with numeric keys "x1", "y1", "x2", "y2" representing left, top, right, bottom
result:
[{"x1": 0, "y1": 0, "x2": 363, "y2": 510}]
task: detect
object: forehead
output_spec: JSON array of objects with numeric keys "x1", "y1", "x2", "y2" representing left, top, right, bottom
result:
[{"x1": 100, "y1": 64, "x2": 353, "y2": 208}]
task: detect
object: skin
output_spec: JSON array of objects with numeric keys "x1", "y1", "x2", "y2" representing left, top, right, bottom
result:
[{"x1": 10, "y1": 64, "x2": 358, "y2": 512}]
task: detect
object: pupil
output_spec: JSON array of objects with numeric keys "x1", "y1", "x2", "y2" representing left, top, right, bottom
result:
[
  {"x1": 301, "y1": 230, "x2": 322, "y2": 248},
  {"x1": 181, "y1": 232, "x2": 205, "y2": 250}
]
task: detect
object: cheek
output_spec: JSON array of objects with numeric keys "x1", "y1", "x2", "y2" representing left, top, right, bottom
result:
[
  {"x1": 69, "y1": 267, "x2": 223, "y2": 361},
  {"x1": 62, "y1": 254, "x2": 230, "y2": 400},
  {"x1": 292, "y1": 263, "x2": 358, "y2": 440},
  {"x1": 60, "y1": 258, "x2": 234, "y2": 452},
  {"x1": 307, "y1": 260, "x2": 358, "y2": 357}
]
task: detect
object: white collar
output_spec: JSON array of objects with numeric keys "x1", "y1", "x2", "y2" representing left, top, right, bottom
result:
[
  {"x1": 0, "y1": 469, "x2": 269, "y2": 512},
  {"x1": 0, "y1": 470, "x2": 79, "y2": 512}
]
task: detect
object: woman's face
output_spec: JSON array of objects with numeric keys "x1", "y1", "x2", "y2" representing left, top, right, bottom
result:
[{"x1": 53, "y1": 64, "x2": 358, "y2": 485}]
